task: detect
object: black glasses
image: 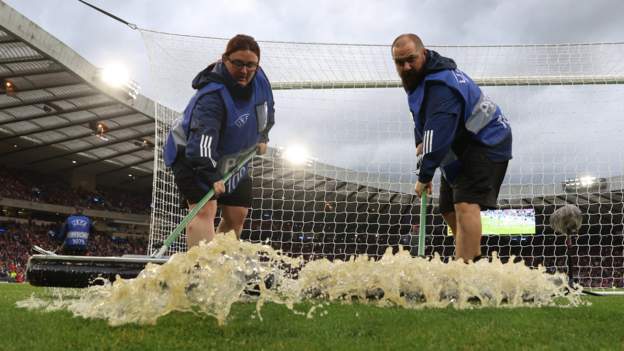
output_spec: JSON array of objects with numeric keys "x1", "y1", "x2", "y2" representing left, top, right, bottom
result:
[
  {"x1": 393, "y1": 55, "x2": 418, "y2": 66},
  {"x1": 226, "y1": 57, "x2": 259, "y2": 70}
]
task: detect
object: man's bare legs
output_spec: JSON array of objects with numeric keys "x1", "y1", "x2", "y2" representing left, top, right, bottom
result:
[
  {"x1": 442, "y1": 211, "x2": 460, "y2": 257},
  {"x1": 442, "y1": 202, "x2": 482, "y2": 262}
]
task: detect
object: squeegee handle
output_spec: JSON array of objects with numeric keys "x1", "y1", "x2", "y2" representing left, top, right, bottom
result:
[{"x1": 418, "y1": 192, "x2": 427, "y2": 257}]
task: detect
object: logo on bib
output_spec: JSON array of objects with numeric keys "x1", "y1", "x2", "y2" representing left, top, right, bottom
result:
[{"x1": 234, "y1": 113, "x2": 250, "y2": 128}]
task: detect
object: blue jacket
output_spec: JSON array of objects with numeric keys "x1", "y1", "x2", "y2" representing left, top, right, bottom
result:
[
  {"x1": 164, "y1": 62, "x2": 275, "y2": 193},
  {"x1": 408, "y1": 50, "x2": 512, "y2": 184},
  {"x1": 61, "y1": 214, "x2": 92, "y2": 249}
]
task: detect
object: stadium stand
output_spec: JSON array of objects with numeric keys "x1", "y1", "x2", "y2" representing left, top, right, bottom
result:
[
  {"x1": 0, "y1": 168, "x2": 150, "y2": 214},
  {"x1": 0, "y1": 3, "x2": 153, "y2": 284},
  {"x1": 0, "y1": 220, "x2": 148, "y2": 283}
]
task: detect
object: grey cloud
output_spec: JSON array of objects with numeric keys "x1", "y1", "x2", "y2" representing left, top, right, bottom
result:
[{"x1": 6, "y1": 0, "x2": 623, "y2": 92}]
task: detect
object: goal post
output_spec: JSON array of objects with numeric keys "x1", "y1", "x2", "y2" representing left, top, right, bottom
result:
[{"x1": 143, "y1": 30, "x2": 624, "y2": 289}]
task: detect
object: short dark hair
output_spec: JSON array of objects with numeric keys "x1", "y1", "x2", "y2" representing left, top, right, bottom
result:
[
  {"x1": 223, "y1": 34, "x2": 261, "y2": 61},
  {"x1": 391, "y1": 33, "x2": 424, "y2": 50}
]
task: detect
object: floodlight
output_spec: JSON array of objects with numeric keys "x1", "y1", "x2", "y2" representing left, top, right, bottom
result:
[
  {"x1": 283, "y1": 145, "x2": 310, "y2": 166},
  {"x1": 579, "y1": 176, "x2": 596, "y2": 187},
  {"x1": 98, "y1": 63, "x2": 140, "y2": 100},
  {"x1": 562, "y1": 175, "x2": 608, "y2": 192},
  {"x1": 100, "y1": 64, "x2": 130, "y2": 87}
]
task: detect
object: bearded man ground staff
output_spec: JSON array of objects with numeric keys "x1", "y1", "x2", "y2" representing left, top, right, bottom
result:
[{"x1": 392, "y1": 33, "x2": 512, "y2": 262}]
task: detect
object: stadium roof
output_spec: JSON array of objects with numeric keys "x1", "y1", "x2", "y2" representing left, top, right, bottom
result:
[{"x1": 0, "y1": 2, "x2": 156, "y2": 191}]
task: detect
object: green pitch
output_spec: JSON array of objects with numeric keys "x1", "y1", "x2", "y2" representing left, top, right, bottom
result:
[
  {"x1": 1, "y1": 284, "x2": 623, "y2": 351},
  {"x1": 447, "y1": 214, "x2": 535, "y2": 236},
  {"x1": 481, "y1": 215, "x2": 535, "y2": 235}
]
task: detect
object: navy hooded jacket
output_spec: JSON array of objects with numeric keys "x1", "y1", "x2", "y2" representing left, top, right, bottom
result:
[
  {"x1": 164, "y1": 62, "x2": 275, "y2": 192},
  {"x1": 408, "y1": 50, "x2": 512, "y2": 184}
]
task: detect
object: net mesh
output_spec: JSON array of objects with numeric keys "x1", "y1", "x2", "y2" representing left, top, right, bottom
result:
[{"x1": 143, "y1": 30, "x2": 624, "y2": 288}]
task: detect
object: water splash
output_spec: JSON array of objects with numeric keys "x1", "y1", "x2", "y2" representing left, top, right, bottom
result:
[{"x1": 17, "y1": 232, "x2": 585, "y2": 326}]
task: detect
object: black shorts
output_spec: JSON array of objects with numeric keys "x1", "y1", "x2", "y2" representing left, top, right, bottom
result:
[
  {"x1": 172, "y1": 159, "x2": 253, "y2": 209},
  {"x1": 438, "y1": 145, "x2": 508, "y2": 214}
]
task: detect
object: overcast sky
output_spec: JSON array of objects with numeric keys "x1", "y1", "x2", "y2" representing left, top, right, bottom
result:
[
  {"x1": 4, "y1": 0, "x2": 624, "y2": 192},
  {"x1": 5, "y1": 0, "x2": 624, "y2": 100}
]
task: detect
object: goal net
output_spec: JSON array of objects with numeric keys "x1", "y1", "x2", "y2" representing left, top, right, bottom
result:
[{"x1": 142, "y1": 30, "x2": 624, "y2": 289}]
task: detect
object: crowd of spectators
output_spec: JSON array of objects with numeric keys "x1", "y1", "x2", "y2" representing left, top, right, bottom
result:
[
  {"x1": 0, "y1": 168, "x2": 150, "y2": 214},
  {"x1": 0, "y1": 221, "x2": 147, "y2": 283}
]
